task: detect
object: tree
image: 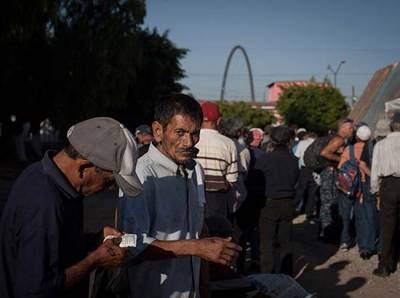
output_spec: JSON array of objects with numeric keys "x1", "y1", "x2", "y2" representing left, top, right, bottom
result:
[
  {"x1": 0, "y1": 0, "x2": 187, "y2": 135},
  {"x1": 218, "y1": 101, "x2": 275, "y2": 128},
  {"x1": 276, "y1": 83, "x2": 350, "y2": 135}
]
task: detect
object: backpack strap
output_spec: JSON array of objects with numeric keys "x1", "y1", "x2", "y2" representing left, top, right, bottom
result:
[{"x1": 349, "y1": 144, "x2": 355, "y2": 163}]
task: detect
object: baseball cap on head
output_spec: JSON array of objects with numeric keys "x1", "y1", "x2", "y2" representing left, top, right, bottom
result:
[
  {"x1": 356, "y1": 125, "x2": 371, "y2": 141},
  {"x1": 296, "y1": 128, "x2": 307, "y2": 134},
  {"x1": 135, "y1": 124, "x2": 152, "y2": 136},
  {"x1": 271, "y1": 125, "x2": 292, "y2": 145},
  {"x1": 67, "y1": 117, "x2": 142, "y2": 196},
  {"x1": 374, "y1": 119, "x2": 391, "y2": 137},
  {"x1": 201, "y1": 102, "x2": 221, "y2": 121}
]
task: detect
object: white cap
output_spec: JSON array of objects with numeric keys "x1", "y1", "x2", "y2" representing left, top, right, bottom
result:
[
  {"x1": 296, "y1": 128, "x2": 307, "y2": 134},
  {"x1": 356, "y1": 125, "x2": 371, "y2": 141}
]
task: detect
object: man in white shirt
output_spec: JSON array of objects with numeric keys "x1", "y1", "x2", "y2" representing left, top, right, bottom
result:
[
  {"x1": 371, "y1": 112, "x2": 400, "y2": 277},
  {"x1": 294, "y1": 131, "x2": 317, "y2": 220}
]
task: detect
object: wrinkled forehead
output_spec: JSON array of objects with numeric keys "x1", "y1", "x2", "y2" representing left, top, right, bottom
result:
[{"x1": 164, "y1": 114, "x2": 201, "y2": 132}]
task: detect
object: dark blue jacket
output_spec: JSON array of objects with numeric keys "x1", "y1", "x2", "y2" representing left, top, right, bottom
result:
[
  {"x1": 0, "y1": 151, "x2": 101, "y2": 298},
  {"x1": 254, "y1": 147, "x2": 299, "y2": 199}
]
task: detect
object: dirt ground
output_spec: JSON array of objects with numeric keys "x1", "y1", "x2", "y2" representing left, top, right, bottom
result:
[{"x1": 292, "y1": 215, "x2": 400, "y2": 298}]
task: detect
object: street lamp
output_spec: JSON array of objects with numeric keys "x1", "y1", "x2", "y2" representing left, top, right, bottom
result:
[{"x1": 327, "y1": 60, "x2": 346, "y2": 88}]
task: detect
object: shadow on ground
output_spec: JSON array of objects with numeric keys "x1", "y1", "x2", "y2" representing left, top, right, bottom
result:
[{"x1": 293, "y1": 218, "x2": 367, "y2": 297}]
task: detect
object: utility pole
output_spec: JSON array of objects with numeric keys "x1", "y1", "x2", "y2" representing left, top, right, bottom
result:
[
  {"x1": 327, "y1": 60, "x2": 346, "y2": 88},
  {"x1": 351, "y1": 85, "x2": 358, "y2": 106}
]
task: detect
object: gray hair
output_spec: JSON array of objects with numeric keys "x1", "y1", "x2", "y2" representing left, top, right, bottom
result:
[{"x1": 219, "y1": 118, "x2": 245, "y2": 138}]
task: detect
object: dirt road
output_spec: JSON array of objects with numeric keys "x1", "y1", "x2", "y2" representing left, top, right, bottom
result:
[{"x1": 293, "y1": 215, "x2": 400, "y2": 298}]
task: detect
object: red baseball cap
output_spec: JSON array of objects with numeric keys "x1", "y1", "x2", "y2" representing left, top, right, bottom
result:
[{"x1": 201, "y1": 102, "x2": 221, "y2": 121}]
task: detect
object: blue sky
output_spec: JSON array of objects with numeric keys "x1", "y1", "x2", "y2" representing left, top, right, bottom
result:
[{"x1": 144, "y1": 0, "x2": 400, "y2": 102}]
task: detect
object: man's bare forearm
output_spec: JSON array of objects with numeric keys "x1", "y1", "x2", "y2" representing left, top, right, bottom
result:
[
  {"x1": 320, "y1": 137, "x2": 344, "y2": 163},
  {"x1": 136, "y1": 239, "x2": 198, "y2": 261},
  {"x1": 320, "y1": 151, "x2": 340, "y2": 162},
  {"x1": 64, "y1": 254, "x2": 96, "y2": 288},
  {"x1": 135, "y1": 237, "x2": 241, "y2": 266}
]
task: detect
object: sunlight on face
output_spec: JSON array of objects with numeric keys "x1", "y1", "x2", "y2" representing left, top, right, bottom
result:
[{"x1": 159, "y1": 114, "x2": 201, "y2": 164}]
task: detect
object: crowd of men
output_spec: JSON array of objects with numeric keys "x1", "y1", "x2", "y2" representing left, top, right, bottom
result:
[{"x1": 0, "y1": 93, "x2": 399, "y2": 298}]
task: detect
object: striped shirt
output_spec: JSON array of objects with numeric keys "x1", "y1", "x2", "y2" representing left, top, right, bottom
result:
[
  {"x1": 371, "y1": 132, "x2": 400, "y2": 193},
  {"x1": 195, "y1": 129, "x2": 239, "y2": 192}
]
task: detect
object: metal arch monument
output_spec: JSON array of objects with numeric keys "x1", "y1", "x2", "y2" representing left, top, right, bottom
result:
[{"x1": 220, "y1": 45, "x2": 255, "y2": 102}]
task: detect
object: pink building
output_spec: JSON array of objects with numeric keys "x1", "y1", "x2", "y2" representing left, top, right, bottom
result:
[{"x1": 267, "y1": 80, "x2": 313, "y2": 103}]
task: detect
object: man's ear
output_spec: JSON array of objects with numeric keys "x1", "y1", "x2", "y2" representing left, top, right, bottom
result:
[
  {"x1": 152, "y1": 121, "x2": 164, "y2": 143},
  {"x1": 76, "y1": 159, "x2": 93, "y2": 179}
]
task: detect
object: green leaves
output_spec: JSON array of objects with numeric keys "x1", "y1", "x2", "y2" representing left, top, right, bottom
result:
[
  {"x1": 218, "y1": 101, "x2": 275, "y2": 128},
  {"x1": 276, "y1": 84, "x2": 350, "y2": 134}
]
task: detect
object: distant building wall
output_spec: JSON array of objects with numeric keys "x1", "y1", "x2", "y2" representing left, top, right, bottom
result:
[
  {"x1": 267, "y1": 81, "x2": 316, "y2": 103},
  {"x1": 349, "y1": 62, "x2": 400, "y2": 129}
]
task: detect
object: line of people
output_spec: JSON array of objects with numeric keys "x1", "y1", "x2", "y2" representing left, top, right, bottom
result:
[
  {"x1": 8, "y1": 93, "x2": 398, "y2": 297},
  {"x1": 289, "y1": 115, "x2": 400, "y2": 279},
  {"x1": 0, "y1": 95, "x2": 313, "y2": 298}
]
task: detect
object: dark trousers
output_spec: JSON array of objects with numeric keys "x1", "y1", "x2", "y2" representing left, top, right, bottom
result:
[
  {"x1": 259, "y1": 198, "x2": 295, "y2": 276},
  {"x1": 338, "y1": 192, "x2": 355, "y2": 245},
  {"x1": 355, "y1": 178, "x2": 379, "y2": 252},
  {"x1": 319, "y1": 168, "x2": 340, "y2": 239},
  {"x1": 294, "y1": 167, "x2": 318, "y2": 217},
  {"x1": 379, "y1": 176, "x2": 400, "y2": 268},
  {"x1": 205, "y1": 191, "x2": 234, "y2": 220}
]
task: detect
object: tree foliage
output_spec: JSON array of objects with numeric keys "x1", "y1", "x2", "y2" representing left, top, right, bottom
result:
[
  {"x1": 0, "y1": 0, "x2": 187, "y2": 134},
  {"x1": 218, "y1": 101, "x2": 275, "y2": 128},
  {"x1": 276, "y1": 84, "x2": 350, "y2": 134}
]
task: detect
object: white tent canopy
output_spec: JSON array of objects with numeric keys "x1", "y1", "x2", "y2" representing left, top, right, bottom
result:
[{"x1": 385, "y1": 97, "x2": 400, "y2": 113}]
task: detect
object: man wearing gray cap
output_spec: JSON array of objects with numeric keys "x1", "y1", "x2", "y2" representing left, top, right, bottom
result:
[
  {"x1": 0, "y1": 117, "x2": 142, "y2": 298},
  {"x1": 371, "y1": 112, "x2": 400, "y2": 277},
  {"x1": 118, "y1": 94, "x2": 242, "y2": 298}
]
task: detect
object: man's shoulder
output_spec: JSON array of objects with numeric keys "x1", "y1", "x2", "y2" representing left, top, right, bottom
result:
[
  {"x1": 7, "y1": 162, "x2": 59, "y2": 211},
  {"x1": 201, "y1": 129, "x2": 235, "y2": 146},
  {"x1": 321, "y1": 135, "x2": 343, "y2": 149},
  {"x1": 136, "y1": 153, "x2": 157, "y2": 179},
  {"x1": 214, "y1": 132, "x2": 236, "y2": 150}
]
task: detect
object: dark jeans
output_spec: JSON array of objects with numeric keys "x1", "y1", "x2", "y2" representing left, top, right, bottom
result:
[
  {"x1": 259, "y1": 198, "x2": 295, "y2": 276},
  {"x1": 338, "y1": 192, "x2": 355, "y2": 245},
  {"x1": 294, "y1": 167, "x2": 318, "y2": 217},
  {"x1": 355, "y1": 178, "x2": 379, "y2": 252},
  {"x1": 379, "y1": 176, "x2": 400, "y2": 268}
]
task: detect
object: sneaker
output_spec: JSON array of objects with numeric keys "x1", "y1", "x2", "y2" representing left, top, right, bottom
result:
[
  {"x1": 306, "y1": 215, "x2": 318, "y2": 225},
  {"x1": 360, "y1": 251, "x2": 374, "y2": 260},
  {"x1": 373, "y1": 265, "x2": 391, "y2": 278},
  {"x1": 340, "y1": 243, "x2": 350, "y2": 251}
]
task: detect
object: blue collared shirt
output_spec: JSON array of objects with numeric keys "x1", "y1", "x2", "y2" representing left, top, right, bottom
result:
[{"x1": 119, "y1": 143, "x2": 205, "y2": 298}]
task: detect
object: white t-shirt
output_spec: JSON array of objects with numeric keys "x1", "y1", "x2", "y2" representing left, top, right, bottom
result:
[{"x1": 295, "y1": 138, "x2": 315, "y2": 167}]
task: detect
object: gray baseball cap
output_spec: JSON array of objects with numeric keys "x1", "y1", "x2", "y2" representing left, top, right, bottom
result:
[
  {"x1": 67, "y1": 117, "x2": 143, "y2": 196},
  {"x1": 374, "y1": 119, "x2": 391, "y2": 137}
]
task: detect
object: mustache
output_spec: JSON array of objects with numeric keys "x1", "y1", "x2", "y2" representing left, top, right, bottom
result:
[{"x1": 176, "y1": 147, "x2": 199, "y2": 156}]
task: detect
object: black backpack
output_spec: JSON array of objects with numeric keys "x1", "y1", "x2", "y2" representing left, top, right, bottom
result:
[{"x1": 303, "y1": 135, "x2": 335, "y2": 172}]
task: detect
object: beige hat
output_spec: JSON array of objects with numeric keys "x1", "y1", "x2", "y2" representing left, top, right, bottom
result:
[{"x1": 374, "y1": 119, "x2": 391, "y2": 137}]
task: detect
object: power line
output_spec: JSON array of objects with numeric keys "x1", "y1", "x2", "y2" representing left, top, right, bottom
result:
[{"x1": 187, "y1": 72, "x2": 373, "y2": 77}]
